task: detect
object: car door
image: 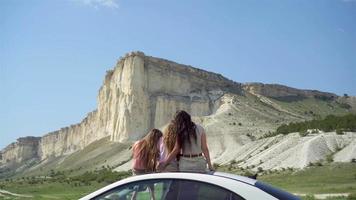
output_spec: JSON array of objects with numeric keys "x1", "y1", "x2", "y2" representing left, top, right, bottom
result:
[{"x1": 91, "y1": 178, "x2": 245, "y2": 200}]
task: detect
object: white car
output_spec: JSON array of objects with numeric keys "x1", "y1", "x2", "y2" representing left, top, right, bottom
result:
[{"x1": 80, "y1": 171, "x2": 300, "y2": 200}]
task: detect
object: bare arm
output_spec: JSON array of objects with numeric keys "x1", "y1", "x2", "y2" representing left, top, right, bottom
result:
[
  {"x1": 158, "y1": 138, "x2": 180, "y2": 170},
  {"x1": 201, "y1": 129, "x2": 214, "y2": 171}
]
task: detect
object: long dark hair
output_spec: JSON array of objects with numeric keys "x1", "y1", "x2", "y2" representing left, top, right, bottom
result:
[{"x1": 172, "y1": 110, "x2": 197, "y2": 150}]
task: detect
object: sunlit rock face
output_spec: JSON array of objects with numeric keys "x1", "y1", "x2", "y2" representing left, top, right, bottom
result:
[
  {"x1": 1, "y1": 137, "x2": 40, "y2": 164},
  {"x1": 100, "y1": 52, "x2": 242, "y2": 142},
  {"x1": 1, "y1": 51, "x2": 243, "y2": 162},
  {"x1": 243, "y1": 83, "x2": 336, "y2": 101}
]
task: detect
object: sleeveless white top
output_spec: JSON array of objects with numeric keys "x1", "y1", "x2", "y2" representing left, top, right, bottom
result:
[{"x1": 181, "y1": 124, "x2": 203, "y2": 155}]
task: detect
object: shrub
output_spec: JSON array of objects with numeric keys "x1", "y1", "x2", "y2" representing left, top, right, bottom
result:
[
  {"x1": 340, "y1": 103, "x2": 351, "y2": 109},
  {"x1": 243, "y1": 170, "x2": 254, "y2": 177},
  {"x1": 257, "y1": 167, "x2": 263, "y2": 173},
  {"x1": 238, "y1": 122, "x2": 242, "y2": 126},
  {"x1": 299, "y1": 131, "x2": 308, "y2": 137},
  {"x1": 336, "y1": 129, "x2": 344, "y2": 135},
  {"x1": 348, "y1": 193, "x2": 356, "y2": 200},
  {"x1": 326, "y1": 154, "x2": 333, "y2": 163},
  {"x1": 311, "y1": 129, "x2": 319, "y2": 134},
  {"x1": 230, "y1": 160, "x2": 237, "y2": 165},
  {"x1": 351, "y1": 158, "x2": 356, "y2": 163},
  {"x1": 275, "y1": 114, "x2": 356, "y2": 135}
]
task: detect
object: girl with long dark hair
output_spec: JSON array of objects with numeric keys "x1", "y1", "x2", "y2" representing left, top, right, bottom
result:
[{"x1": 158, "y1": 110, "x2": 214, "y2": 172}]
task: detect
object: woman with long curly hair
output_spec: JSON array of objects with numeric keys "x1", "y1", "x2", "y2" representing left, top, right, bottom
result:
[
  {"x1": 132, "y1": 129, "x2": 163, "y2": 175},
  {"x1": 158, "y1": 110, "x2": 214, "y2": 172},
  {"x1": 158, "y1": 122, "x2": 179, "y2": 172}
]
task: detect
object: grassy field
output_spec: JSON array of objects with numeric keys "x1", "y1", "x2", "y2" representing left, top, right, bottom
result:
[
  {"x1": 1, "y1": 163, "x2": 356, "y2": 199},
  {"x1": 258, "y1": 163, "x2": 356, "y2": 194},
  {"x1": 0, "y1": 181, "x2": 105, "y2": 200},
  {"x1": 0, "y1": 168, "x2": 132, "y2": 200}
]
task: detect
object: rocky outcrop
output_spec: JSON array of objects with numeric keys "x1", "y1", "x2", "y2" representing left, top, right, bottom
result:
[
  {"x1": 243, "y1": 83, "x2": 337, "y2": 102},
  {"x1": 1, "y1": 137, "x2": 40, "y2": 164},
  {"x1": 337, "y1": 96, "x2": 356, "y2": 112},
  {"x1": 37, "y1": 109, "x2": 106, "y2": 161},
  {"x1": 103, "y1": 52, "x2": 242, "y2": 142}
]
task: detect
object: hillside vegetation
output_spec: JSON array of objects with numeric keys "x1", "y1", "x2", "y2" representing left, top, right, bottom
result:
[
  {"x1": 0, "y1": 167, "x2": 131, "y2": 200},
  {"x1": 266, "y1": 114, "x2": 356, "y2": 137}
]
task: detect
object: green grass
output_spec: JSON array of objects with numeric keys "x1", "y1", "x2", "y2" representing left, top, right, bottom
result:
[
  {"x1": 259, "y1": 163, "x2": 356, "y2": 194},
  {"x1": 1, "y1": 181, "x2": 105, "y2": 200},
  {"x1": 0, "y1": 168, "x2": 132, "y2": 200}
]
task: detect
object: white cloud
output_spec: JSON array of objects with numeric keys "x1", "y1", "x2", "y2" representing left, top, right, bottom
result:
[{"x1": 73, "y1": 0, "x2": 119, "y2": 9}]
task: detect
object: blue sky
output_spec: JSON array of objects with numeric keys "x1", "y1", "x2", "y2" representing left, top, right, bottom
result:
[{"x1": 1, "y1": 0, "x2": 356, "y2": 149}]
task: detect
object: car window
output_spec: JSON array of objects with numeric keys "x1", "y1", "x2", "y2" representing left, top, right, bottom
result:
[
  {"x1": 255, "y1": 181, "x2": 300, "y2": 200},
  {"x1": 92, "y1": 179, "x2": 244, "y2": 200},
  {"x1": 176, "y1": 179, "x2": 245, "y2": 200},
  {"x1": 92, "y1": 179, "x2": 170, "y2": 200}
]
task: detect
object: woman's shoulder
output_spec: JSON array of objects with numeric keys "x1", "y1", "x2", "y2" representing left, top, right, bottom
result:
[{"x1": 195, "y1": 124, "x2": 205, "y2": 134}]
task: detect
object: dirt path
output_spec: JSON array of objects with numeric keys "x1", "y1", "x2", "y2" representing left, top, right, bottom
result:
[
  {"x1": 0, "y1": 189, "x2": 32, "y2": 198},
  {"x1": 297, "y1": 193, "x2": 349, "y2": 199}
]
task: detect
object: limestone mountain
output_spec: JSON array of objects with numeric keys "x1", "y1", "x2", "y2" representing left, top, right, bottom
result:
[{"x1": 1, "y1": 51, "x2": 355, "y2": 178}]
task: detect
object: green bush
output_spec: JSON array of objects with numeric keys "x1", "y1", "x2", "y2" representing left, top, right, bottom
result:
[
  {"x1": 275, "y1": 114, "x2": 356, "y2": 135},
  {"x1": 336, "y1": 129, "x2": 344, "y2": 135},
  {"x1": 299, "y1": 131, "x2": 309, "y2": 137},
  {"x1": 348, "y1": 193, "x2": 356, "y2": 200},
  {"x1": 326, "y1": 154, "x2": 333, "y2": 163}
]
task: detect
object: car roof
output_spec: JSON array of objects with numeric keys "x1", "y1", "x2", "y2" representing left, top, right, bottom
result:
[
  {"x1": 79, "y1": 172, "x2": 260, "y2": 200},
  {"x1": 212, "y1": 171, "x2": 257, "y2": 185}
]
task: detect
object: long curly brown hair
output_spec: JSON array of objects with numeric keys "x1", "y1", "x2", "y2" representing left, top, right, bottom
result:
[
  {"x1": 172, "y1": 110, "x2": 197, "y2": 150},
  {"x1": 163, "y1": 122, "x2": 177, "y2": 154},
  {"x1": 135, "y1": 129, "x2": 163, "y2": 171}
]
